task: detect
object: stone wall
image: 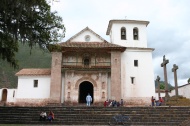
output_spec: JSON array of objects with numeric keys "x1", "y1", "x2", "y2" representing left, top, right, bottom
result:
[
  {"x1": 124, "y1": 97, "x2": 151, "y2": 106},
  {"x1": 15, "y1": 98, "x2": 50, "y2": 107},
  {"x1": 50, "y1": 52, "x2": 62, "y2": 103},
  {"x1": 64, "y1": 70, "x2": 109, "y2": 103}
]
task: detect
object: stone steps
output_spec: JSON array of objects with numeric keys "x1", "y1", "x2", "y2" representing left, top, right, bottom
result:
[{"x1": 0, "y1": 106, "x2": 190, "y2": 125}]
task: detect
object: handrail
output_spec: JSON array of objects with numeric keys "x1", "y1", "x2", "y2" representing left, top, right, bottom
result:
[{"x1": 62, "y1": 62, "x2": 111, "y2": 67}]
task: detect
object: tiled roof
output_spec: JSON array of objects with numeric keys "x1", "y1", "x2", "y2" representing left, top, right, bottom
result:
[
  {"x1": 59, "y1": 42, "x2": 126, "y2": 49},
  {"x1": 15, "y1": 69, "x2": 51, "y2": 76}
]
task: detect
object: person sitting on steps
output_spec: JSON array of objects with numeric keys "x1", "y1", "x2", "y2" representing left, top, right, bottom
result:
[
  {"x1": 39, "y1": 111, "x2": 47, "y2": 121},
  {"x1": 48, "y1": 111, "x2": 54, "y2": 122}
]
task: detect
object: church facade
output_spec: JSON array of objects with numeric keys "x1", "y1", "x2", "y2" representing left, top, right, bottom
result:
[{"x1": 1, "y1": 19, "x2": 156, "y2": 106}]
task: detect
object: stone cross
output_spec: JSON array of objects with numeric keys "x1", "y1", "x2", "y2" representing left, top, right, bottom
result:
[
  {"x1": 172, "y1": 64, "x2": 179, "y2": 96},
  {"x1": 161, "y1": 55, "x2": 170, "y2": 101},
  {"x1": 156, "y1": 76, "x2": 161, "y2": 98}
]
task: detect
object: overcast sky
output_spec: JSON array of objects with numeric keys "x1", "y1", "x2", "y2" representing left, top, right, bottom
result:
[{"x1": 50, "y1": 0, "x2": 190, "y2": 86}]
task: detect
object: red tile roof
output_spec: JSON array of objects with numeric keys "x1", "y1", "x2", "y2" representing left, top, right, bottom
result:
[
  {"x1": 15, "y1": 69, "x2": 51, "y2": 76},
  {"x1": 59, "y1": 42, "x2": 126, "y2": 51}
]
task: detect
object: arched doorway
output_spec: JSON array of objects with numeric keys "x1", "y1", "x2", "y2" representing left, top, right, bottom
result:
[
  {"x1": 79, "y1": 81, "x2": 93, "y2": 103},
  {"x1": 1, "y1": 89, "x2": 7, "y2": 101}
]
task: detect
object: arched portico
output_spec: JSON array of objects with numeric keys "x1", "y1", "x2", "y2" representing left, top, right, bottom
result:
[
  {"x1": 75, "y1": 76, "x2": 97, "y2": 103},
  {"x1": 79, "y1": 81, "x2": 93, "y2": 103},
  {"x1": 75, "y1": 76, "x2": 97, "y2": 88}
]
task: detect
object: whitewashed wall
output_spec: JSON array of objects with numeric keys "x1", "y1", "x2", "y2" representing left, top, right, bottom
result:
[
  {"x1": 170, "y1": 84, "x2": 190, "y2": 99},
  {"x1": 155, "y1": 92, "x2": 166, "y2": 100},
  {"x1": 110, "y1": 23, "x2": 148, "y2": 48},
  {"x1": 71, "y1": 30, "x2": 104, "y2": 42},
  {"x1": 0, "y1": 88, "x2": 17, "y2": 102},
  {"x1": 121, "y1": 49, "x2": 155, "y2": 98},
  {"x1": 16, "y1": 76, "x2": 50, "y2": 99}
]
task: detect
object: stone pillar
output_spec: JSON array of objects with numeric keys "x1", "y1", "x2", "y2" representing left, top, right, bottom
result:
[
  {"x1": 161, "y1": 55, "x2": 170, "y2": 101},
  {"x1": 111, "y1": 51, "x2": 121, "y2": 101},
  {"x1": 156, "y1": 76, "x2": 161, "y2": 98},
  {"x1": 172, "y1": 64, "x2": 179, "y2": 96},
  {"x1": 50, "y1": 52, "x2": 62, "y2": 103}
]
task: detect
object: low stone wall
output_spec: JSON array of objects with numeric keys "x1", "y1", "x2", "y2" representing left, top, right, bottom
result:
[
  {"x1": 14, "y1": 98, "x2": 50, "y2": 107},
  {"x1": 124, "y1": 97, "x2": 151, "y2": 106}
]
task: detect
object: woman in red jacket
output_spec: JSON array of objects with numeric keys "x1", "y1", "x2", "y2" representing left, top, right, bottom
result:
[{"x1": 48, "y1": 111, "x2": 54, "y2": 122}]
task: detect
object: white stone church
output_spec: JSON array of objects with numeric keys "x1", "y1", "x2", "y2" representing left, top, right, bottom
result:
[{"x1": 0, "y1": 19, "x2": 156, "y2": 106}]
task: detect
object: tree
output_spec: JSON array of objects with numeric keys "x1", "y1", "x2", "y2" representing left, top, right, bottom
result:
[
  {"x1": 160, "y1": 83, "x2": 165, "y2": 90},
  {"x1": 188, "y1": 78, "x2": 190, "y2": 84},
  {"x1": 0, "y1": 0, "x2": 65, "y2": 68}
]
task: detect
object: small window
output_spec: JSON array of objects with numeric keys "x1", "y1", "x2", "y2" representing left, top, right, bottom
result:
[
  {"x1": 13, "y1": 90, "x2": 15, "y2": 97},
  {"x1": 34, "y1": 80, "x2": 38, "y2": 88},
  {"x1": 121, "y1": 27, "x2": 126, "y2": 40},
  {"x1": 133, "y1": 28, "x2": 139, "y2": 40},
  {"x1": 134, "y1": 60, "x2": 138, "y2": 67},
  {"x1": 84, "y1": 58, "x2": 90, "y2": 66},
  {"x1": 131, "y1": 77, "x2": 135, "y2": 84}
]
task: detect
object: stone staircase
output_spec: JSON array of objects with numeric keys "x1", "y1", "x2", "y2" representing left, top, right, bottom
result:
[{"x1": 0, "y1": 106, "x2": 190, "y2": 125}]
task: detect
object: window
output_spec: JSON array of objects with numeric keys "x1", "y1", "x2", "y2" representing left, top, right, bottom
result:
[
  {"x1": 133, "y1": 27, "x2": 139, "y2": 40},
  {"x1": 121, "y1": 27, "x2": 126, "y2": 40},
  {"x1": 131, "y1": 77, "x2": 135, "y2": 84},
  {"x1": 83, "y1": 53, "x2": 90, "y2": 67},
  {"x1": 85, "y1": 35, "x2": 90, "y2": 42},
  {"x1": 84, "y1": 58, "x2": 90, "y2": 66},
  {"x1": 13, "y1": 90, "x2": 15, "y2": 97},
  {"x1": 34, "y1": 80, "x2": 38, "y2": 87},
  {"x1": 134, "y1": 60, "x2": 138, "y2": 67}
]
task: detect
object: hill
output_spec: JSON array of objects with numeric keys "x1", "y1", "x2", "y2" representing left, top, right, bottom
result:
[
  {"x1": 0, "y1": 43, "x2": 51, "y2": 88},
  {"x1": 155, "y1": 80, "x2": 174, "y2": 90}
]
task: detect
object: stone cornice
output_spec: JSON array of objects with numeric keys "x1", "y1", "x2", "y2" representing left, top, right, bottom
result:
[{"x1": 126, "y1": 47, "x2": 154, "y2": 51}]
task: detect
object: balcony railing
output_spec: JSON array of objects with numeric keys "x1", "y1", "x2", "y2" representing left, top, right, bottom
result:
[{"x1": 62, "y1": 62, "x2": 111, "y2": 69}]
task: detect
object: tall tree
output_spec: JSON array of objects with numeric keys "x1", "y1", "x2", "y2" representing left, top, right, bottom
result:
[{"x1": 0, "y1": 0, "x2": 65, "y2": 68}]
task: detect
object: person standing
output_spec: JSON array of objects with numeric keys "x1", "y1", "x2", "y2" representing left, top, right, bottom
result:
[
  {"x1": 120, "y1": 99, "x2": 124, "y2": 107},
  {"x1": 151, "y1": 96, "x2": 155, "y2": 106},
  {"x1": 86, "y1": 93, "x2": 92, "y2": 106}
]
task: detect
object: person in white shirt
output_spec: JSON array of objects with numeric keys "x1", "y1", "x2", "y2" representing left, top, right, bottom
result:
[
  {"x1": 86, "y1": 93, "x2": 92, "y2": 106},
  {"x1": 39, "y1": 111, "x2": 47, "y2": 121}
]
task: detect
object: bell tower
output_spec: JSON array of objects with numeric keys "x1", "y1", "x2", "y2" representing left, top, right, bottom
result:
[{"x1": 106, "y1": 20, "x2": 149, "y2": 48}]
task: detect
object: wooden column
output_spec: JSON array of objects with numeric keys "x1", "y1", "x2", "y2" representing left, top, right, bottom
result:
[
  {"x1": 50, "y1": 52, "x2": 62, "y2": 103},
  {"x1": 172, "y1": 64, "x2": 179, "y2": 96},
  {"x1": 161, "y1": 55, "x2": 170, "y2": 101},
  {"x1": 111, "y1": 51, "x2": 121, "y2": 101}
]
